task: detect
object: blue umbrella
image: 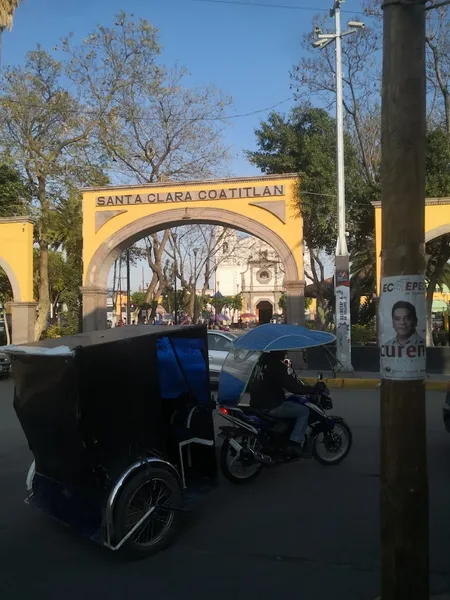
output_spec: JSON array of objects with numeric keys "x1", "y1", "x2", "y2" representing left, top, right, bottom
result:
[{"x1": 233, "y1": 323, "x2": 335, "y2": 352}]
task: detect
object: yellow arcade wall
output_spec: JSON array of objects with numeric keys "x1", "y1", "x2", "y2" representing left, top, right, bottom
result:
[
  {"x1": 0, "y1": 218, "x2": 34, "y2": 302},
  {"x1": 374, "y1": 198, "x2": 450, "y2": 293}
]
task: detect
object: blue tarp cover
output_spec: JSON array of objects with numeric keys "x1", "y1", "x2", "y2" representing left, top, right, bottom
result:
[{"x1": 157, "y1": 336, "x2": 210, "y2": 405}]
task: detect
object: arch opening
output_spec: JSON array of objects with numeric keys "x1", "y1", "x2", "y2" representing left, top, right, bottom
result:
[
  {"x1": 83, "y1": 207, "x2": 304, "y2": 330},
  {"x1": 0, "y1": 263, "x2": 14, "y2": 344},
  {"x1": 0, "y1": 257, "x2": 21, "y2": 302},
  {"x1": 425, "y1": 225, "x2": 450, "y2": 243},
  {"x1": 256, "y1": 300, "x2": 274, "y2": 325},
  {"x1": 86, "y1": 208, "x2": 300, "y2": 289}
]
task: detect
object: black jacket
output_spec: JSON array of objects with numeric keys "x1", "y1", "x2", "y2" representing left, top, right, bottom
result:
[{"x1": 249, "y1": 357, "x2": 316, "y2": 410}]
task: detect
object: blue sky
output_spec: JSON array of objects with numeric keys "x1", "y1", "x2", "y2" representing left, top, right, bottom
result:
[
  {"x1": 3, "y1": 0, "x2": 368, "y2": 175},
  {"x1": 3, "y1": 0, "x2": 368, "y2": 292}
]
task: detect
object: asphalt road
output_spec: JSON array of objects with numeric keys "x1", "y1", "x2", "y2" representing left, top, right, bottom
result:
[{"x1": 1, "y1": 377, "x2": 450, "y2": 600}]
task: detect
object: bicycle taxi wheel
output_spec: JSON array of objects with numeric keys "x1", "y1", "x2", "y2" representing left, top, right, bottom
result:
[{"x1": 113, "y1": 466, "x2": 183, "y2": 558}]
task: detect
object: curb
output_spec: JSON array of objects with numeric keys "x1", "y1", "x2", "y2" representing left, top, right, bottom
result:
[
  {"x1": 303, "y1": 377, "x2": 448, "y2": 391},
  {"x1": 375, "y1": 597, "x2": 450, "y2": 600}
]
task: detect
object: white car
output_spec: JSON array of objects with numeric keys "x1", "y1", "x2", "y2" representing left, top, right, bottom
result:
[{"x1": 207, "y1": 330, "x2": 237, "y2": 384}]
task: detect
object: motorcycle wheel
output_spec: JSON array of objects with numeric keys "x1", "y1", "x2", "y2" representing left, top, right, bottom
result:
[
  {"x1": 312, "y1": 420, "x2": 352, "y2": 466},
  {"x1": 114, "y1": 467, "x2": 182, "y2": 558},
  {"x1": 220, "y1": 434, "x2": 264, "y2": 484}
]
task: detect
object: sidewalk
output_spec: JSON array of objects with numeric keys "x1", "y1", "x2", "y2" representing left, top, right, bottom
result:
[{"x1": 296, "y1": 369, "x2": 449, "y2": 391}]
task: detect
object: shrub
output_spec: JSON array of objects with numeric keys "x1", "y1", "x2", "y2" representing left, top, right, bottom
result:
[
  {"x1": 41, "y1": 323, "x2": 79, "y2": 340},
  {"x1": 351, "y1": 323, "x2": 376, "y2": 344}
]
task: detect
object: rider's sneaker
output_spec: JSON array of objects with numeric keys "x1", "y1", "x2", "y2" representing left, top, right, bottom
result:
[{"x1": 287, "y1": 441, "x2": 312, "y2": 459}]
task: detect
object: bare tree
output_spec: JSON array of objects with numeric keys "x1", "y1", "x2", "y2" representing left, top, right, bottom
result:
[
  {"x1": 291, "y1": 4, "x2": 382, "y2": 188},
  {"x1": 0, "y1": 13, "x2": 160, "y2": 339},
  {"x1": 141, "y1": 225, "x2": 240, "y2": 322},
  {"x1": 94, "y1": 57, "x2": 232, "y2": 308},
  {"x1": 426, "y1": 6, "x2": 450, "y2": 132},
  {"x1": 98, "y1": 65, "x2": 231, "y2": 184}
]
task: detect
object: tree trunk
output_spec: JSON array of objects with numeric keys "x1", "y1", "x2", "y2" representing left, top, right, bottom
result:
[
  {"x1": 309, "y1": 250, "x2": 327, "y2": 329},
  {"x1": 194, "y1": 296, "x2": 202, "y2": 323},
  {"x1": 188, "y1": 290, "x2": 195, "y2": 321},
  {"x1": 149, "y1": 300, "x2": 158, "y2": 323},
  {"x1": 144, "y1": 272, "x2": 159, "y2": 305},
  {"x1": 34, "y1": 177, "x2": 51, "y2": 341},
  {"x1": 34, "y1": 242, "x2": 50, "y2": 340},
  {"x1": 425, "y1": 274, "x2": 439, "y2": 347}
]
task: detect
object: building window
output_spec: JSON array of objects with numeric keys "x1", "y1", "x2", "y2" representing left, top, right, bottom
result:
[
  {"x1": 223, "y1": 242, "x2": 229, "y2": 254},
  {"x1": 256, "y1": 269, "x2": 272, "y2": 284}
]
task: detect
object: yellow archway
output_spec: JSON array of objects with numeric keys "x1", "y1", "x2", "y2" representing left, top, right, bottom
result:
[
  {"x1": 81, "y1": 174, "x2": 305, "y2": 330},
  {"x1": 0, "y1": 217, "x2": 36, "y2": 344},
  {"x1": 374, "y1": 198, "x2": 450, "y2": 291}
]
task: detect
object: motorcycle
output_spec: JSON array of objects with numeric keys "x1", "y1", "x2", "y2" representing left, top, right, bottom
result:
[{"x1": 215, "y1": 325, "x2": 353, "y2": 484}]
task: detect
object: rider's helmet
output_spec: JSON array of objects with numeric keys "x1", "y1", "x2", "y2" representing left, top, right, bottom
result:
[{"x1": 269, "y1": 350, "x2": 287, "y2": 362}]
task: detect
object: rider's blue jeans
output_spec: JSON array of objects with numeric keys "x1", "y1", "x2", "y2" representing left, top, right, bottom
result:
[{"x1": 268, "y1": 400, "x2": 309, "y2": 444}]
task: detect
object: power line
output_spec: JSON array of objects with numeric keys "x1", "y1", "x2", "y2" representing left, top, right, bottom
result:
[
  {"x1": 193, "y1": 0, "x2": 368, "y2": 15},
  {"x1": 0, "y1": 96, "x2": 294, "y2": 121}
]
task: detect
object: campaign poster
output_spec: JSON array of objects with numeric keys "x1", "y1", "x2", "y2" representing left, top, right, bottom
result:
[
  {"x1": 335, "y1": 267, "x2": 351, "y2": 369},
  {"x1": 379, "y1": 275, "x2": 426, "y2": 380}
]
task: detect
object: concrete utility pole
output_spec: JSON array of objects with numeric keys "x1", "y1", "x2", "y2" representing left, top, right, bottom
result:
[
  {"x1": 312, "y1": 0, "x2": 365, "y2": 372},
  {"x1": 378, "y1": 1, "x2": 428, "y2": 598}
]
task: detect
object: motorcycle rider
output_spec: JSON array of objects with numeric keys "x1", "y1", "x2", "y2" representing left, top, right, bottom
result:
[{"x1": 249, "y1": 350, "x2": 323, "y2": 458}]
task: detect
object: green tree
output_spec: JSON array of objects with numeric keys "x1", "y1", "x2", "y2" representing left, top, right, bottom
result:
[
  {"x1": 423, "y1": 128, "x2": 450, "y2": 343},
  {"x1": 246, "y1": 103, "x2": 373, "y2": 326},
  {"x1": 228, "y1": 294, "x2": 243, "y2": 312},
  {"x1": 161, "y1": 287, "x2": 190, "y2": 317},
  {"x1": 131, "y1": 291, "x2": 146, "y2": 308},
  {"x1": 0, "y1": 163, "x2": 29, "y2": 216},
  {"x1": 33, "y1": 248, "x2": 81, "y2": 336}
]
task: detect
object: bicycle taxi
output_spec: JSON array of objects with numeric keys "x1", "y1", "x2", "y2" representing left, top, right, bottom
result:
[{"x1": 3, "y1": 325, "x2": 217, "y2": 558}]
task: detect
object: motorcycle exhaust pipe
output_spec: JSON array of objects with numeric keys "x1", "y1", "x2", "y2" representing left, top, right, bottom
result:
[
  {"x1": 229, "y1": 438, "x2": 243, "y2": 453},
  {"x1": 252, "y1": 451, "x2": 274, "y2": 466},
  {"x1": 228, "y1": 437, "x2": 273, "y2": 466}
]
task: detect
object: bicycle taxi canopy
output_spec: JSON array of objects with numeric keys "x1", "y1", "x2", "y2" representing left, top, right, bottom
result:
[{"x1": 217, "y1": 324, "x2": 335, "y2": 406}]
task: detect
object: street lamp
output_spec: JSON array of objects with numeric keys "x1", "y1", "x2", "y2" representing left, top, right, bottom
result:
[
  {"x1": 214, "y1": 277, "x2": 220, "y2": 325},
  {"x1": 311, "y1": 0, "x2": 364, "y2": 372},
  {"x1": 172, "y1": 232, "x2": 178, "y2": 325}
]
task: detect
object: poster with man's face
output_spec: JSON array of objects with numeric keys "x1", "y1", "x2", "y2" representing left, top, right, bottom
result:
[{"x1": 379, "y1": 275, "x2": 426, "y2": 380}]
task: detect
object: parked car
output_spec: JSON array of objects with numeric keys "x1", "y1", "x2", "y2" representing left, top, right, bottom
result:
[
  {"x1": 443, "y1": 383, "x2": 450, "y2": 432},
  {"x1": 0, "y1": 351, "x2": 11, "y2": 377},
  {"x1": 207, "y1": 330, "x2": 236, "y2": 384}
]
